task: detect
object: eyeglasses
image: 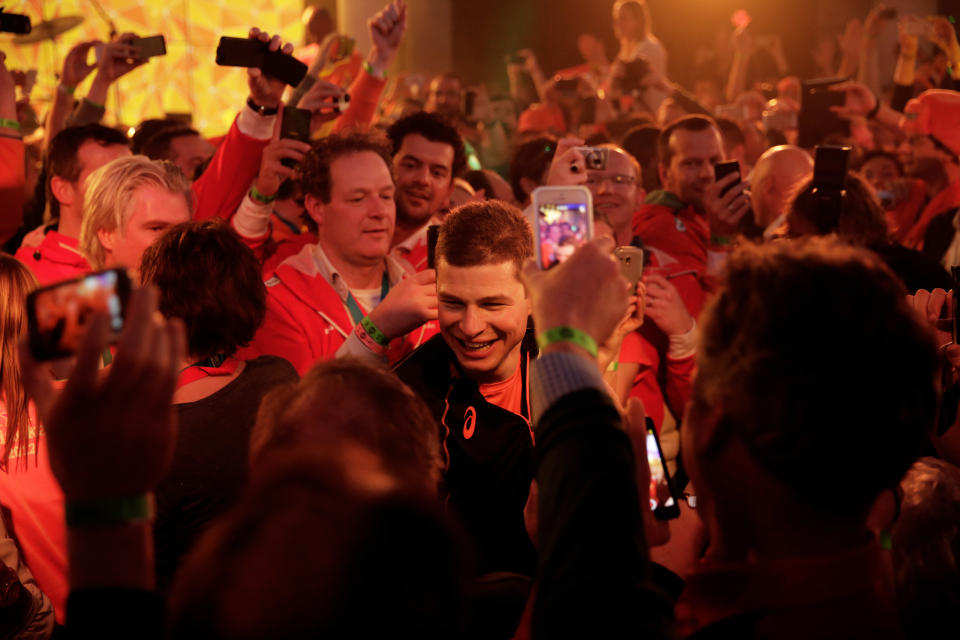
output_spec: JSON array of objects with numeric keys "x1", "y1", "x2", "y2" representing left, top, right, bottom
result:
[{"x1": 585, "y1": 173, "x2": 636, "y2": 187}]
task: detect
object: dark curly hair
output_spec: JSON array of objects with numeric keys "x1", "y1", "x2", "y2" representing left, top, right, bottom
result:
[
  {"x1": 386, "y1": 111, "x2": 467, "y2": 179},
  {"x1": 300, "y1": 131, "x2": 394, "y2": 204},
  {"x1": 139, "y1": 220, "x2": 266, "y2": 359}
]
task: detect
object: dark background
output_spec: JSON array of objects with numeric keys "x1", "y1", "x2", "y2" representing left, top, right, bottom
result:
[{"x1": 450, "y1": 0, "x2": 956, "y2": 90}]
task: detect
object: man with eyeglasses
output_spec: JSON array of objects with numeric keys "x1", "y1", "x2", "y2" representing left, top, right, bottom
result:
[{"x1": 584, "y1": 145, "x2": 646, "y2": 246}]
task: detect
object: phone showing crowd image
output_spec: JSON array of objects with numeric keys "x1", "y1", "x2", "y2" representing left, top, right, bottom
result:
[
  {"x1": 27, "y1": 269, "x2": 132, "y2": 362},
  {"x1": 531, "y1": 186, "x2": 593, "y2": 270},
  {"x1": 646, "y1": 419, "x2": 680, "y2": 520}
]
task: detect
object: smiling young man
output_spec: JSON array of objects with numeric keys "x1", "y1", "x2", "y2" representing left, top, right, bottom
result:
[
  {"x1": 249, "y1": 131, "x2": 437, "y2": 375},
  {"x1": 393, "y1": 200, "x2": 537, "y2": 577},
  {"x1": 386, "y1": 111, "x2": 466, "y2": 272}
]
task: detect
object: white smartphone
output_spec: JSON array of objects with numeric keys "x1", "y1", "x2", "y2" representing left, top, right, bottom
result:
[{"x1": 531, "y1": 185, "x2": 593, "y2": 270}]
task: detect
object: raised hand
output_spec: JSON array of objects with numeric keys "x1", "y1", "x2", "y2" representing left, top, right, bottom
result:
[
  {"x1": 367, "y1": 0, "x2": 407, "y2": 74},
  {"x1": 247, "y1": 28, "x2": 295, "y2": 109}
]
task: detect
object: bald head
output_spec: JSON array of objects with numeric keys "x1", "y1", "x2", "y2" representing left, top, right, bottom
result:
[{"x1": 752, "y1": 145, "x2": 814, "y2": 228}]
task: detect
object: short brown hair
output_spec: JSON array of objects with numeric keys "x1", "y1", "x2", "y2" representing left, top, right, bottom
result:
[
  {"x1": 436, "y1": 201, "x2": 533, "y2": 274},
  {"x1": 300, "y1": 131, "x2": 394, "y2": 204},
  {"x1": 139, "y1": 220, "x2": 265, "y2": 359},
  {"x1": 657, "y1": 115, "x2": 719, "y2": 167},
  {"x1": 249, "y1": 359, "x2": 442, "y2": 494},
  {"x1": 691, "y1": 238, "x2": 938, "y2": 515}
]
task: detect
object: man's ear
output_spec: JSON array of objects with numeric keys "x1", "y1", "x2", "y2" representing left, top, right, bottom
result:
[
  {"x1": 304, "y1": 194, "x2": 325, "y2": 228},
  {"x1": 96, "y1": 227, "x2": 115, "y2": 253},
  {"x1": 50, "y1": 176, "x2": 76, "y2": 208}
]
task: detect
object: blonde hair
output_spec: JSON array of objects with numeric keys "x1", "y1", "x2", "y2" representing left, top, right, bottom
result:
[
  {"x1": 79, "y1": 155, "x2": 192, "y2": 269},
  {"x1": 0, "y1": 255, "x2": 38, "y2": 469},
  {"x1": 615, "y1": 0, "x2": 652, "y2": 39}
]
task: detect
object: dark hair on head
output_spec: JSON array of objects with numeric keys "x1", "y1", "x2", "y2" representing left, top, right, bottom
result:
[
  {"x1": 462, "y1": 170, "x2": 494, "y2": 198},
  {"x1": 859, "y1": 149, "x2": 904, "y2": 176},
  {"x1": 437, "y1": 200, "x2": 532, "y2": 274},
  {"x1": 250, "y1": 358, "x2": 442, "y2": 493},
  {"x1": 300, "y1": 131, "x2": 394, "y2": 204},
  {"x1": 713, "y1": 116, "x2": 746, "y2": 151},
  {"x1": 47, "y1": 124, "x2": 129, "y2": 218},
  {"x1": 788, "y1": 171, "x2": 890, "y2": 246},
  {"x1": 509, "y1": 134, "x2": 558, "y2": 203},
  {"x1": 131, "y1": 119, "x2": 180, "y2": 154},
  {"x1": 622, "y1": 124, "x2": 662, "y2": 192},
  {"x1": 168, "y1": 446, "x2": 469, "y2": 640},
  {"x1": 657, "y1": 114, "x2": 719, "y2": 166},
  {"x1": 140, "y1": 127, "x2": 201, "y2": 162},
  {"x1": 386, "y1": 111, "x2": 467, "y2": 178},
  {"x1": 139, "y1": 220, "x2": 266, "y2": 359},
  {"x1": 691, "y1": 237, "x2": 938, "y2": 516}
]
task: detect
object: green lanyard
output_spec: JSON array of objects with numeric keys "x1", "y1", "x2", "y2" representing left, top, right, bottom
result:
[{"x1": 344, "y1": 271, "x2": 390, "y2": 325}]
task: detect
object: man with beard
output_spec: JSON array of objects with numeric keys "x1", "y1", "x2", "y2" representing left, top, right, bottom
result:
[{"x1": 386, "y1": 111, "x2": 466, "y2": 272}]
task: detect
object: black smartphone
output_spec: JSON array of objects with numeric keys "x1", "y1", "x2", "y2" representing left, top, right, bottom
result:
[
  {"x1": 426, "y1": 224, "x2": 441, "y2": 270},
  {"x1": 131, "y1": 35, "x2": 166, "y2": 59},
  {"x1": 464, "y1": 90, "x2": 477, "y2": 119},
  {"x1": 27, "y1": 269, "x2": 132, "y2": 361},
  {"x1": 215, "y1": 37, "x2": 308, "y2": 87},
  {"x1": 798, "y1": 77, "x2": 850, "y2": 148},
  {"x1": 646, "y1": 418, "x2": 680, "y2": 520},
  {"x1": 0, "y1": 11, "x2": 31, "y2": 35},
  {"x1": 813, "y1": 145, "x2": 850, "y2": 192},
  {"x1": 279, "y1": 107, "x2": 312, "y2": 168},
  {"x1": 714, "y1": 160, "x2": 741, "y2": 197}
]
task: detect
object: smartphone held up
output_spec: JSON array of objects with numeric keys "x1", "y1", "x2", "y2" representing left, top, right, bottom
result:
[
  {"x1": 27, "y1": 270, "x2": 132, "y2": 362},
  {"x1": 531, "y1": 186, "x2": 594, "y2": 270}
]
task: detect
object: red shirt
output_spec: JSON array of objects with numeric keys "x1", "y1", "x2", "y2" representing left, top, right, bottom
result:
[
  {"x1": 0, "y1": 407, "x2": 67, "y2": 624},
  {"x1": 15, "y1": 230, "x2": 90, "y2": 286}
]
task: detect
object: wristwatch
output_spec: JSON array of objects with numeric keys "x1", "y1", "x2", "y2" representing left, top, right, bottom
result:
[{"x1": 246, "y1": 97, "x2": 279, "y2": 116}]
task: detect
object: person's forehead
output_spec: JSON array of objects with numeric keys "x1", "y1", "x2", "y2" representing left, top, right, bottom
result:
[
  {"x1": 330, "y1": 151, "x2": 394, "y2": 191},
  {"x1": 670, "y1": 127, "x2": 723, "y2": 159},
  {"x1": 437, "y1": 259, "x2": 523, "y2": 292},
  {"x1": 601, "y1": 148, "x2": 639, "y2": 176},
  {"x1": 396, "y1": 134, "x2": 455, "y2": 169},
  {"x1": 76, "y1": 142, "x2": 131, "y2": 175},
  {"x1": 127, "y1": 185, "x2": 190, "y2": 225}
]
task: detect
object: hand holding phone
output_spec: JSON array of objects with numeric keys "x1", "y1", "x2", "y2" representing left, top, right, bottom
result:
[
  {"x1": 216, "y1": 35, "x2": 307, "y2": 87},
  {"x1": 279, "y1": 107, "x2": 312, "y2": 169},
  {"x1": 27, "y1": 270, "x2": 132, "y2": 361}
]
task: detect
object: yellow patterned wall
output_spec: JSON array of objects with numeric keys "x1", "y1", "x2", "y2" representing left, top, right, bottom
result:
[{"x1": 1, "y1": 0, "x2": 301, "y2": 136}]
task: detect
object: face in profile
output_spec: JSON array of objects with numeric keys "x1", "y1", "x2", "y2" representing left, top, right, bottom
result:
[{"x1": 437, "y1": 259, "x2": 531, "y2": 384}]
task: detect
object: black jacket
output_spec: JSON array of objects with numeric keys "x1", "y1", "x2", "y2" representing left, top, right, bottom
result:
[{"x1": 394, "y1": 333, "x2": 537, "y2": 577}]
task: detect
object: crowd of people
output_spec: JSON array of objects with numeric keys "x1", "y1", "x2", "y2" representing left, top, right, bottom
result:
[{"x1": 0, "y1": 0, "x2": 959, "y2": 637}]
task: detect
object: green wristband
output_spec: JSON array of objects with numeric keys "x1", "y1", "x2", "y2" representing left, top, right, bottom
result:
[
  {"x1": 65, "y1": 494, "x2": 154, "y2": 528},
  {"x1": 710, "y1": 234, "x2": 733, "y2": 246},
  {"x1": 536, "y1": 326, "x2": 599, "y2": 359},
  {"x1": 363, "y1": 59, "x2": 387, "y2": 79},
  {"x1": 360, "y1": 315, "x2": 389, "y2": 347},
  {"x1": 250, "y1": 184, "x2": 277, "y2": 204},
  {"x1": 0, "y1": 118, "x2": 20, "y2": 131}
]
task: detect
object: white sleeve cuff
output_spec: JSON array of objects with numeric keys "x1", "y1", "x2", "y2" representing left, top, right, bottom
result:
[
  {"x1": 237, "y1": 106, "x2": 277, "y2": 140},
  {"x1": 336, "y1": 330, "x2": 388, "y2": 365},
  {"x1": 231, "y1": 192, "x2": 272, "y2": 239},
  {"x1": 667, "y1": 320, "x2": 697, "y2": 360}
]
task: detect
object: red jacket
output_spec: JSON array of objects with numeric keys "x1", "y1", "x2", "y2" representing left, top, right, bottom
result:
[
  {"x1": 15, "y1": 230, "x2": 90, "y2": 286},
  {"x1": 246, "y1": 244, "x2": 435, "y2": 375}
]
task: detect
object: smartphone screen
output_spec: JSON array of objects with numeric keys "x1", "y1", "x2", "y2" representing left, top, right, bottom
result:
[
  {"x1": 714, "y1": 160, "x2": 740, "y2": 197},
  {"x1": 533, "y1": 186, "x2": 593, "y2": 270},
  {"x1": 131, "y1": 35, "x2": 166, "y2": 59},
  {"x1": 646, "y1": 421, "x2": 680, "y2": 520},
  {"x1": 27, "y1": 270, "x2": 131, "y2": 361}
]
